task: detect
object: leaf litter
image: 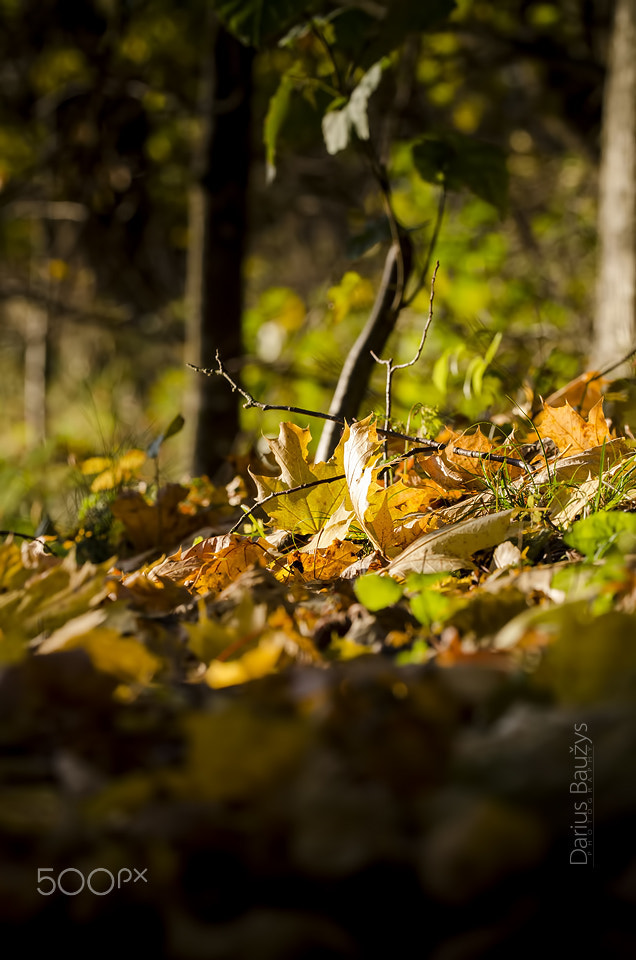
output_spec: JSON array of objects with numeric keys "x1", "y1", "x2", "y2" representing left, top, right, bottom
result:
[{"x1": 2, "y1": 380, "x2": 636, "y2": 953}]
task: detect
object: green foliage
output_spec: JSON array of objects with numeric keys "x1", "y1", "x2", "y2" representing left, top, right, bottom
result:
[
  {"x1": 405, "y1": 572, "x2": 457, "y2": 626},
  {"x1": 214, "y1": 0, "x2": 324, "y2": 47},
  {"x1": 564, "y1": 510, "x2": 636, "y2": 562},
  {"x1": 354, "y1": 572, "x2": 402, "y2": 611}
]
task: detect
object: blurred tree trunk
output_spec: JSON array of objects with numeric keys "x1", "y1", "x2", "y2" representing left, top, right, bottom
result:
[
  {"x1": 185, "y1": 18, "x2": 253, "y2": 477},
  {"x1": 593, "y1": 0, "x2": 636, "y2": 374}
]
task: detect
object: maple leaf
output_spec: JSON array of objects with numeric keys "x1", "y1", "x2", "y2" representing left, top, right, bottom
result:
[
  {"x1": 152, "y1": 534, "x2": 271, "y2": 595},
  {"x1": 544, "y1": 370, "x2": 605, "y2": 416},
  {"x1": 112, "y1": 566, "x2": 194, "y2": 613},
  {"x1": 532, "y1": 399, "x2": 611, "y2": 455},
  {"x1": 250, "y1": 422, "x2": 350, "y2": 536},
  {"x1": 284, "y1": 539, "x2": 362, "y2": 581}
]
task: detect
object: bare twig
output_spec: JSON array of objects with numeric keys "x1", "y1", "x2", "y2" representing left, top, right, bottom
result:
[
  {"x1": 191, "y1": 351, "x2": 537, "y2": 475},
  {"x1": 597, "y1": 345, "x2": 636, "y2": 377},
  {"x1": 393, "y1": 261, "x2": 440, "y2": 372},
  {"x1": 229, "y1": 474, "x2": 346, "y2": 534},
  {"x1": 192, "y1": 352, "x2": 537, "y2": 542},
  {"x1": 0, "y1": 531, "x2": 56, "y2": 553},
  {"x1": 372, "y1": 261, "x2": 439, "y2": 461},
  {"x1": 188, "y1": 350, "x2": 443, "y2": 447},
  {"x1": 187, "y1": 352, "x2": 346, "y2": 426}
]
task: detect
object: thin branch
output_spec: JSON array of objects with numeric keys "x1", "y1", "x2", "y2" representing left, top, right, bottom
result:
[
  {"x1": 596, "y1": 345, "x2": 636, "y2": 378},
  {"x1": 393, "y1": 261, "x2": 440, "y2": 372},
  {"x1": 0, "y1": 531, "x2": 57, "y2": 553},
  {"x1": 229, "y1": 474, "x2": 346, "y2": 534},
  {"x1": 371, "y1": 262, "x2": 439, "y2": 462},
  {"x1": 192, "y1": 352, "x2": 536, "y2": 513},
  {"x1": 187, "y1": 352, "x2": 347, "y2": 426},
  {"x1": 311, "y1": 23, "x2": 346, "y2": 93},
  {"x1": 311, "y1": 22, "x2": 409, "y2": 314}
]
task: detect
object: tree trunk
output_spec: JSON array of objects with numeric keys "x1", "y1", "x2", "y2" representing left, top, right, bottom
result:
[
  {"x1": 185, "y1": 18, "x2": 253, "y2": 477},
  {"x1": 593, "y1": 0, "x2": 636, "y2": 375},
  {"x1": 315, "y1": 232, "x2": 412, "y2": 463}
]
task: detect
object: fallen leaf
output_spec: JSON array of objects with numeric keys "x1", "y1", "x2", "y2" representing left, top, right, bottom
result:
[
  {"x1": 387, "y1": 509, "x2": 523, "y2": 576},
  {"x1": 532, "y1": 399, "x2": 611, "y2": 455},
  {"x1": 250, "y1": 422, "x2": 348, "y2": 535}
]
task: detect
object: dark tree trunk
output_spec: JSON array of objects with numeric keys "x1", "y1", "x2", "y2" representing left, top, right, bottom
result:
[{"x1": 185, "y1": 18, "x2": 253, "y2": 477}]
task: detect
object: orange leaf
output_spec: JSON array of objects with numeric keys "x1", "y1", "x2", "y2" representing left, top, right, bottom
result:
[
  {"x1": 545, "y1": 371, "x2": 605, "y2": 416},
  {"x1": 532, "y1": 400, "x2": 610, "y2": 455}
]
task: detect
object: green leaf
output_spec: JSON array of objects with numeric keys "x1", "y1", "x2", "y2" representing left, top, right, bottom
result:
[
  {"x1": 147, "y1": 413, "x2": 185, "y2": 459},
  {"x1": 215, "y1": 0, "x2": 456, "y2": 55},
  {"x1": 413, "y1": 134, "x2": 508, "y2": 215},
  {"x1": 404, "y1": 572, "x2": 454, "y2": 626},
  {"x1": 164, "y1": 413, "x2": 185, "y2": 441},
  {"x1": 564, "y1": 510, "x2": 636, "y2": 561},
  {"x1": 410, "y1": 590, "x2": 453, "y2": 627},
  {"x1": 264, "y1": 69, "x2": 295, "y2": 182},
  {"x1": 354, "y1": 573, "x2": 403, "y2": 611}
]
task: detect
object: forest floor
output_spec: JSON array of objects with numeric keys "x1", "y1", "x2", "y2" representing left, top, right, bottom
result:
[{"x1": 1, "y1": 375, "x2": 636, "y2": 957}]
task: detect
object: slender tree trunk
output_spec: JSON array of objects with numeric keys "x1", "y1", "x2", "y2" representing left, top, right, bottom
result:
[
  {"x1": 593, "y1": 0, "x2": 636, "y2": 374},
  {"x1": 315, "y1": 232, "x2": 412, "y2": 463},
  {"x1": 185, "y1": 18, "x2": 253, "y2": 477}
]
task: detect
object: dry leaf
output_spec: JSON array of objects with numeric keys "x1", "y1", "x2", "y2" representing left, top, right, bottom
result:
[{"x1": 387, "y1": 509, "x2": 523, "y2": 576}]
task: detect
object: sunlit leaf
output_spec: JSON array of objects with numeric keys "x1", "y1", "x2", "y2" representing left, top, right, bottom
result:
[
  {"x1": 354, "y1": 573, "x2": 402, "y2": 611},
  {"x1": 250, "y1": 421, "x2": 348, "y2": 535},
  {"x1": 532, "y1": 399, "x2": 611, "y2": 455},
  {"x1": 387, "y1": 509, "x2": 523, "y2": 576},
  {"x1": 264, "y1": 68, "x2": 295, "y2": 181},
  {"x1": 564, "y1": 510, "x2": 636, "y2": 560},
  {"x1": 322, "y1": 61, "x2": 384, "y2": 156}
]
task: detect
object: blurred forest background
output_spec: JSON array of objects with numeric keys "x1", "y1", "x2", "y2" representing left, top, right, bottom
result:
[{"x1": 0, "y1": 0, "x2": 631, "y2": 535}]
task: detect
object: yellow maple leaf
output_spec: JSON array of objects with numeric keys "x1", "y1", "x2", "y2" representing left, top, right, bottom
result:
[
  {"x1": 249, "y1": 422, "x2": 349, "y2": 535},
  {"x1": 152, "y1": 535, "x2": 271, "y2": 595},
  {"x1": 285, "y1": 539, "x2": 362, "y2": 580}
]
